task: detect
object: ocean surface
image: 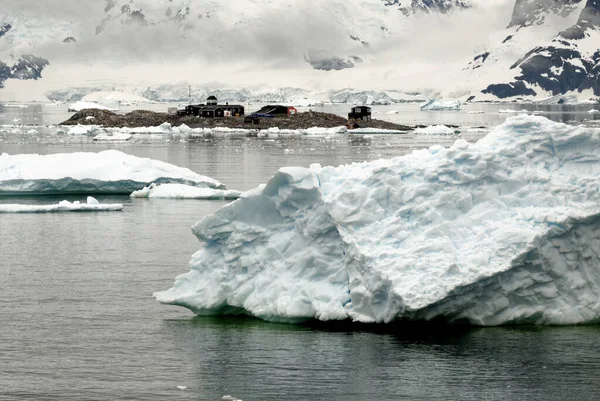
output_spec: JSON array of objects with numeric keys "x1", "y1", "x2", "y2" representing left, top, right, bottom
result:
[{"x1": 1, "y1": 103, "x2": 600, "y2": 400}]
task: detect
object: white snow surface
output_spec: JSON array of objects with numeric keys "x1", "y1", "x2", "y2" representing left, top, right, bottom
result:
[
  {"x1": 131, "y1": 183, "x2": 241, "y2": 200},
  {"x1": 155, "y1": 115, "x2": 600, "y2": 326},
  {"x1": 0, "y1": 197, "x2": 122, "y2": 213},
  {"x1": 58, "y1": 123, "x2": 348, "y2": 139},
  {"x1": 0, "y1": 150, "x2": 226, "y2": 195},
  {"x1": 413, "y1": 125, "x2": 459, "y2": 135},
  {"x1": 420, "y1": 99, "x2": 461, "y2": 111},
  {"x1": 81, "y1": 91, "x2": 152, "y2": 104},
  {"x1": 67, "y1": 101, "x2": 118, "y2": 112}
]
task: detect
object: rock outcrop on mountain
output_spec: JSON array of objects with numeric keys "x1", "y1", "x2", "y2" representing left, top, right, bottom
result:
[
  {"x1": 383, "y1": 0, "x2": 471, "y2": 15},
  {"x1": 0, "y1": 55, "x2": 50, "y2": 88},
  {"x1": 508, "y1": 0, "x2": 584, "y2": 28},
  {"x1": 481, "y1": 0, "x2": 600, "y2": 99}
]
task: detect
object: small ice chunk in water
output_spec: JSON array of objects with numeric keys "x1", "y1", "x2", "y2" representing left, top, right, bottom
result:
[
  {"x1": 87, "y1": 196, "x2": 99, "y2": 205},
  {"x1": 176, "y1": 386, "x2": 187, "y2": 391}
]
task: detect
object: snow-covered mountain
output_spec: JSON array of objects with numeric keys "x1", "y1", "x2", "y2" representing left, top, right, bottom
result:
[
  {"x1": 1, "y1": 0, "x2": 597, "y2": 102},
  {"x1": 464, "y1": 0, "x2": 600, "y2": 101}
]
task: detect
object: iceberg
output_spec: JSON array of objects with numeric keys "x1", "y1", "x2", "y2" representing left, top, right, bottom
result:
[
  {"x1": 420, "y1": 99, "x2": 461, "y2": 111},
  {"x1": 131, "y1": 183, "x2": 241, "y2": 200},
  {"x1": 0, "y1": 150, "x2": 227, "y2": 195},
  {"x1": 156, "y1": 115, "x2": 600, "y2": 326},
  {"x1": 0, "y1": 197, "x2": 122, "y2": 213}
]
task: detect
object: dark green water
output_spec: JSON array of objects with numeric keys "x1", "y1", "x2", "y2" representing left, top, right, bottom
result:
[{"x1": 1, "y1": 121, "x2": 600, "y2": 400}]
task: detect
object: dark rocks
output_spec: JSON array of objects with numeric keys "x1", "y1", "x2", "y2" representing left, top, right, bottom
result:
[
  {"x1": 304, "y1": 50, "x2": 355, "y2": 71},
  {"x1": 482, "y1": 81, "x2": 537, "y2": 98},
  {"x1": 0, "y1": 61, "x2": 11, "y2": 88},
  {"x1": 0, "y1": 55, "x2": 49, "y2": 89},
  {"x1": 61, "y1": 109, "x2": 414, "y2": 131},
  {"x1": 0, "y1": 23, "x2": 11, "y2": 38},
  {"x1": 10, "y1": 55, "x2": 49, "y2": 81},
  {"x1": 63, "y1": 37, "x2": 77, "y2": 43}
]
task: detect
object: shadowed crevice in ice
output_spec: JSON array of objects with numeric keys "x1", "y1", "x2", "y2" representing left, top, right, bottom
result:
[{"x1": 156, "y1": 115, "x2": 600, "y2": 325}]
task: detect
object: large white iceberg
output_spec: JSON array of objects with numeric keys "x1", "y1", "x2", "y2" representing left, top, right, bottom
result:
[
  {"x1": 0, "y1": 197, "x2": 122, "y2": 213},
  {"x1": 131, "y1": 183, "x2": 241, "y2": 200},
  {"x1": 0, "y1": 150, "x2": 227, "y2": 195},
  {"x1": 155, "y1": 115, "x2": 600, "y2": 326},
  {"x1": 420, "y1": 99, "x2": 461, "y2": 111}
]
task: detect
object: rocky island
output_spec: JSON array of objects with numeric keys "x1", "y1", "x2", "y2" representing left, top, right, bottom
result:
[{"x1": 60, "y1": 108, "x2": 418, "y2": 131}]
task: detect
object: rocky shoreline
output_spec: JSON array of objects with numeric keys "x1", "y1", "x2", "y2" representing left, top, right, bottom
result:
[{"x1": 61, "y1": 109, "x2": 423, "y2": 131}]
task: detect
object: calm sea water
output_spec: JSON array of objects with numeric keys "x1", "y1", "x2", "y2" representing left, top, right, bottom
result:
[{"x1": 1, "y1": 104, "x2": 600, "y2": 400}]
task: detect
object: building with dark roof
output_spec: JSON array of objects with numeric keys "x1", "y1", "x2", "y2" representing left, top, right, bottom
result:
[{"x1": 179, "y1": 96, "x2": 244, "y2": 118}]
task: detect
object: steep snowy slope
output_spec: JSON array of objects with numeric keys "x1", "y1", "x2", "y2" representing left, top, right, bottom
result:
[{"x1": 462, "y1": 0, "x2": 600, "y2": 101}]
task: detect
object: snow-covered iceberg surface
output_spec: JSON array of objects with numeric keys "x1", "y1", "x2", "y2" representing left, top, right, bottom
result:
[
  {"x1": 413, "y1": 125, "x2": 460, "y2": 135},
  {"x1": 0, "y1": 150, "x2": 227, "y2": 195},
  {"x1": 0, "y1": 197, "x2": 122, "y2": 213},
  {"x1": 156, "y1": 115, "x2": 600, "y2": 326},
  {"x1": 131, "y1": 183, "x2": 241, "y2": 200},
  {"x1": 420, "y1": 99, "x2": 461, "y2": 111}
]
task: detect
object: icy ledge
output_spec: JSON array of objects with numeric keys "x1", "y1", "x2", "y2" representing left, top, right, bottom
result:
[
  {"x1": 0, "y1": 197, "x2": 122, "y2": 213},
  {"x1": 0, "y1": 150, "x2": 226, "y2": 195},
  {"x1": 131, "y1": 183, "x2": 241, "y2": 200},
  {"x1": 155, "y1": 115, "x2": 600, "y2": 326}
]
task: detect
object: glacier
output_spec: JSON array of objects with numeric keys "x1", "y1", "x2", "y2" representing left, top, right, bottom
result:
[
  {"x1": 155, "y1": 115, "x2": 600, "y2": 325},
  {"x1": 0, "y1": 197, "x2": 122, "y2": 213},
  {"x1": 0, "y1": 150, "x2": 227, "y2": 195}
]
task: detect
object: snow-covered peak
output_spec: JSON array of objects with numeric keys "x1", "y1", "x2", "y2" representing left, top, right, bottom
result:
[{"x1": 383, "y1": 0, "x2": 471, "y2": 15}]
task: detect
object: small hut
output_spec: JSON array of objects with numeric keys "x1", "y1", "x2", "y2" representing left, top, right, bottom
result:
[{"x1": 348, "y1": 106, "x2": 372, "y2": 122}]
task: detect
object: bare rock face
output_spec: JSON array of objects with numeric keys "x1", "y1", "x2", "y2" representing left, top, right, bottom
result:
[
  {"x1": 382, "y1": 0, "x2": 471, "y2": 16},
  {"x1": 0, "y1": 23, "x2": 11, "y2": 38},
  {"x1": 482, "y1": 0, "x2": 600, "y2": 99},
  {"x1": 304, "y1": 50, "x2": 355, "y2": 71}
]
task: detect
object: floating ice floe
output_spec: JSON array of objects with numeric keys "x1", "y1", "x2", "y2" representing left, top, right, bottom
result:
[
  {"x1": 467, "y1": 111, "x2": 484, "y2": 114},
  {"x1": 67, "y1": 101, "x2": 118, "y2": 112},
  {"x1": 420, "y1": 99, "x2": 461, "y2": 111},
  {"x1": 57, "y1": 123, "x2": 348, "y2": 140},
  {"x1": 588, "y1": 109, "x2": 598, "y2": 113},
  {"x1": 2, "y1": 103, "x2": 28, "y2": 108},
  {"x1": 348, "y1": 128, "x2": 408, "y2": 135},
  {"x1": 498, "y1": 109, "x2": 529, "y2": 114},
  {"x1": 93, "y1": 132, "x2": 133, "y2": 141},
  {"x1": 0, "y1": 150, "x2": 227, "y2": 195},
  {"x1": 413, "y1": 125, "x2": 459, "y2": 135},
  {"x1": 155, "y1": 115, "x2": 600, "y2": 326},
  {"x1": 131, "y1": 183, "x2": 241, "y2": 200},
  {"x1": 0, "y1": 197, "x2": 123, "y2": 213}
]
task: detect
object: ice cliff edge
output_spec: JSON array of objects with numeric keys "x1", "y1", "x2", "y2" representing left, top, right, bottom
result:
[{"x1": 156, "y1": 115, "x2": 600, "y2": 325}]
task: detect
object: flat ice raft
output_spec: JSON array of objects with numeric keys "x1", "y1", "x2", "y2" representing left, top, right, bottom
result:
[
  {"x1": 0, "y1": 150, "x2": 226, "y2": 195},
  {"x1": 155, "y1": 115, "x2": 600, "y2": 326},
  {"x1": 0, "y1": 197, "x2": 122, "y2": 213}
]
